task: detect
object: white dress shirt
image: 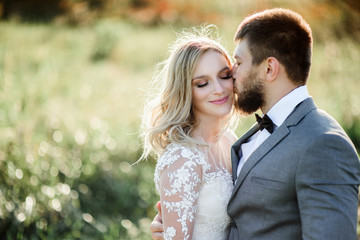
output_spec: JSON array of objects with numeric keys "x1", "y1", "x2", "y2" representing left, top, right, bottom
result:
[{"x1": 236, "y1": 85, "x2": 310, "y2": 177}]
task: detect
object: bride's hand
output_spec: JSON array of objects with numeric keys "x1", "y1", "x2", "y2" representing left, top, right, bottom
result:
[{"x1": 150, "y1": 201, "x2": 164, "y2": 240}]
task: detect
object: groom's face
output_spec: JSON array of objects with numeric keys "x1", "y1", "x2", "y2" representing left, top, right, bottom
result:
[{"x1": 232, "y1": 40, "x2": 265, "y2": 114}]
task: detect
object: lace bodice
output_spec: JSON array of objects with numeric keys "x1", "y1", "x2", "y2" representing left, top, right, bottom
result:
[{"x1": 154, "y1": 143, "x2": 234, "y2": 240}]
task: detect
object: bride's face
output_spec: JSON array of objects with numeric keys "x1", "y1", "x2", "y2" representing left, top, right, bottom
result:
[{"x1": 191, "y1": 50, "x2": 233, "y2": 122}]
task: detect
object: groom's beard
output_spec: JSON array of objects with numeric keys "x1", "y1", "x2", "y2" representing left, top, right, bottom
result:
[{"x1": 234, "y1": 71, "x2": 265, "y2": 115}]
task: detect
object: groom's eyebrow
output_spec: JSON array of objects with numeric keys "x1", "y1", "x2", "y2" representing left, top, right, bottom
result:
[{"x1": 233, "y1": 56, "x2": 242, "y2": 63}]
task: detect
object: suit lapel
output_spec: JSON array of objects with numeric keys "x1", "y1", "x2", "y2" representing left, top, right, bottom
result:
[
  {"x1": 230, "y1": 98, "x2": 317, "y2": 198},
  {"x1": 231, "y1": 126, "x2": 290, "y2": 197},
  {"x1": 231, "y1": 124, "x2": 259, "y2": 182}
]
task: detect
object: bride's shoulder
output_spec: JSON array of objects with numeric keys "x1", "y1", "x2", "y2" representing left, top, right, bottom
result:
[{"x1": 156, "y1": 142, "x2": 207, "y2": 172}]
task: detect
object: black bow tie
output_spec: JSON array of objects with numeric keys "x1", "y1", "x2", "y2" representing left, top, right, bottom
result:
[{"x1": 255, "y1": 113, "x2": 274, "y2": 134}]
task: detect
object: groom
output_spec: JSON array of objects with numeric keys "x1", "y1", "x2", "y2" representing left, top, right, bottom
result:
[{"x1": 150, "y1": 8, "x2": 360, "y2": 239}]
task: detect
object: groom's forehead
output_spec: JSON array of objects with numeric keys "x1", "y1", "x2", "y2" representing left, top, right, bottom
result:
[{"x1": 233, "y1": 40, "x2": 249, "y2": 58}]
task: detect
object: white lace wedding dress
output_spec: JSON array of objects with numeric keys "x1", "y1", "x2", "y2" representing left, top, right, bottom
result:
[{"x1": 154, "y1": 142, "x2": 234, "y2": 240}]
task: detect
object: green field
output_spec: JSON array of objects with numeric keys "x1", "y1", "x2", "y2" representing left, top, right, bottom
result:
[{"x1": 0, "y1": 18, "x2": 359, "y2": 239}]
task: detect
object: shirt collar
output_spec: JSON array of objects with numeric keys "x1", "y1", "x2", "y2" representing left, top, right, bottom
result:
[{"x1": 266, "y1": 85, "x2": 310, "y2": 128}]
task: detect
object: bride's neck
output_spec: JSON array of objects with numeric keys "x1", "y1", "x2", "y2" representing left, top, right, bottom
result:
[{"x1": 192, "y1": 118, "x2": 224, "y2": 144}]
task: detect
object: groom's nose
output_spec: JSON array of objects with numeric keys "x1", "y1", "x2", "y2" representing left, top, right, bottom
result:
[{"x1": 231, "y1": 64, "x2": 237, "y2": 79}]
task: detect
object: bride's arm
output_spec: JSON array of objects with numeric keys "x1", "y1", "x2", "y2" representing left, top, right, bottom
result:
[{"x1": 158, "y1": 154, "x2": 204, "y2": 240}]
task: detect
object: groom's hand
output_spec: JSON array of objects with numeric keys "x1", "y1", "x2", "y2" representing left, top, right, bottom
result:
[{"x1": 150, "y1": 201, "x2": 164, "y2": 240}]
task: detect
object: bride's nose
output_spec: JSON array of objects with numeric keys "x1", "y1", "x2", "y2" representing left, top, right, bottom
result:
[{"x1": 213, "y1": 79, "x2": 225, "y2": 94}]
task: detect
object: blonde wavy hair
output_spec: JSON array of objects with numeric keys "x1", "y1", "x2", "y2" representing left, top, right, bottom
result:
[{"x1": 141, "y1": 25, "x2": 236, "y2": 159}]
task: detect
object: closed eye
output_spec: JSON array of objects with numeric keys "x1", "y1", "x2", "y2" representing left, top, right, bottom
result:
[
  {"x1": 219, "y1": 68, "x2": 232, "y2": 80},
  {"x1": 197, "y1": 82, "x2": 208, "y2": 88},
  {"x1": 220, "y1": 74, "x2": 232, "y2": 80}
]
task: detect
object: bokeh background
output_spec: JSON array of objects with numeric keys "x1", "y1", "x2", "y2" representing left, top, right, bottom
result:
[{"x1": 0, "y1": 0, "x2": 359, "y2": 239}]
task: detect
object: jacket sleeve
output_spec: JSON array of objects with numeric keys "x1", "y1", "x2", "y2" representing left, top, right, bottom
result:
[{"x1": 296, "y1": 133, "x2": 360, "y2": 239}]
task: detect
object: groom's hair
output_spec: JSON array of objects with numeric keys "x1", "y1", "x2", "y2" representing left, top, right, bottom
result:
[{"x1": 235, "y1": 8, "x2": 312, "y2": 86}]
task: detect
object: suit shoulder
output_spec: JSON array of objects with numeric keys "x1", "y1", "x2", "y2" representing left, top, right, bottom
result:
[
  {"x1": 293, "y1": 107, "x2": 356, "y2": 150},
  {"x1": 300, "y1": 107, "x2": 345, "y2": 135}
]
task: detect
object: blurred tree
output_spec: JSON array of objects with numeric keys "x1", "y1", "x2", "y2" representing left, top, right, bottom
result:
[
  {"x1": 0, "y1": 0, "x2": 64, "y2": 21},
  {"x1": 1, "y1": 0, "x2": 359, "y2": 40},
  {"x1": 315, "y1": 0, "x2": 360, "y2": 40}
]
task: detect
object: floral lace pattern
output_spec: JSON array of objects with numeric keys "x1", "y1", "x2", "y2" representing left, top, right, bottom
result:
[
  {"x1": 155, "y1": 143, "x2": 233, "y2": 240},
  {"x1": 164, "y1": 226, "x2": 176, "y2": 240}
]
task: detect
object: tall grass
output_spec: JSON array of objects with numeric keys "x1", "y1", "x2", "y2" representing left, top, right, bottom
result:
[
  {"x1": 0, "y1": 18, "x2": 359, "y2": 239},
  {"x1": 0, "y1": 20, "x2": 170, "y2": 239}
]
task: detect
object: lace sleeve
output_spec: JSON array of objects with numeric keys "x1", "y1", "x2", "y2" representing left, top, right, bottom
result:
[{"x1": 155, "y1": 144, "x2": 209, "y2": 240}]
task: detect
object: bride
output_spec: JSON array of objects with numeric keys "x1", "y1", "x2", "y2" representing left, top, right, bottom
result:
[{"x1": 141, "y1": 26, "x2": 238, "y2": 240}]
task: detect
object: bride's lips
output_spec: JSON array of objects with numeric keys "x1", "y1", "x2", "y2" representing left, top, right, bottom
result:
[{"x1": 209, "y1": 96, "x2": 229, "y2": 105}]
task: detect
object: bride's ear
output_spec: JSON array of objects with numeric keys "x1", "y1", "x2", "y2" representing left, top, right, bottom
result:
[{"x1": 264, "y1": 57, "x2": 279, "y2": 82}]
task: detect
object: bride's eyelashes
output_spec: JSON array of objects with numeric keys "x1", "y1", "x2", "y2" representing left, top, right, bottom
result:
[
  {"x1": 219, "y1": 68, "x2": 232, "y2": 80},
  {"x1": 220, "y1": 74, "x2": 232, "y2": 80},
  {"x1": 194, "y1": 69, "x2": 232, "y2": 88},
  {"x1": 197, "y1": 82, "x2": 208, "y2": 88},
  {"x1": 196, "y1": 75, "x2": 232, "y2": 88}
]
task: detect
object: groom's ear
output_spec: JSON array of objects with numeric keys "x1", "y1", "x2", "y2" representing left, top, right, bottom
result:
[{"x1": 264, "y1": 57, "x2": 279, "y2": 82}]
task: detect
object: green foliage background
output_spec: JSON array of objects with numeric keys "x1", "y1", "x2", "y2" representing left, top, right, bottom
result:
[{"x1": 0, "y1": 0, "x2": 359, "y2": 239}]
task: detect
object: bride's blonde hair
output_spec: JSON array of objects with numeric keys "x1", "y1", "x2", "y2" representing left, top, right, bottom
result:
[{"x1": 141, "y1": 25, "x2": 236, "y2": 159}]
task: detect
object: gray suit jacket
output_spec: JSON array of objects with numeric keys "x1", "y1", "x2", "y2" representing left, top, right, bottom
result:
[{"x1": 227, "y1": 98, "x2": 360, "y2": 240}]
